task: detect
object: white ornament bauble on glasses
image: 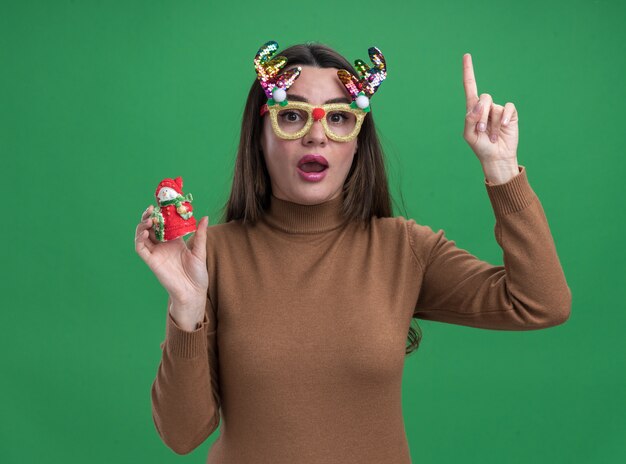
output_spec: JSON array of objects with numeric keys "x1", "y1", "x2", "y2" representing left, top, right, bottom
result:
[{"x1": 273, "y1": 87, "x2": 286, "y2": 102}]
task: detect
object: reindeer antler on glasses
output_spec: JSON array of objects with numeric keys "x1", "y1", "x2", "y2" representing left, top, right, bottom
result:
[
  {"x1": 337, "y1": 46, "x2": 387, "y2": 113},
  {"x1": 253, "y1": 40, "x2": 301, "y2": 107}
]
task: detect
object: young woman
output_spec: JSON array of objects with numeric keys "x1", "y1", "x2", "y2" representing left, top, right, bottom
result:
[{"x1": 135, "y1": 40, "x2": 571, "y2": 463}]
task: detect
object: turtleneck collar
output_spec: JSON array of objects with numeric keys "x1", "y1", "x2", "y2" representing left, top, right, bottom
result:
[{"x1": 263, "y1": 193, "x2": 349, "y2": 234}]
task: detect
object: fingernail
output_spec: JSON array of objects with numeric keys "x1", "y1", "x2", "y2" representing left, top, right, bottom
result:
[
  {"x1": 477, "y1": 122, "x2": 486, "y2": 132},
  {"x1": 502, "y1": 117, "x2": 509, "y2": 126}
]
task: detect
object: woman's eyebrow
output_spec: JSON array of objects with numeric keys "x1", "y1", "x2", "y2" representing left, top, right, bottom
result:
[{"x1": 287, "y1": 94, "x2": 351, "y2": 104}]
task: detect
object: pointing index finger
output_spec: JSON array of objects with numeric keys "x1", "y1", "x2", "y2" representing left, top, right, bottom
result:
[{"x1": 463, "y1": 53, "x2": 479, "y2": 111}]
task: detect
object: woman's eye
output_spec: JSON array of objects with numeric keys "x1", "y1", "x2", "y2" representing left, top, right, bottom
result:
[
  {"x1": 283, "y1": 111, "x2": 301, "y2": 122},
  {"x1": 329, "y1": 112, "x2": 348, "y2": 123}
]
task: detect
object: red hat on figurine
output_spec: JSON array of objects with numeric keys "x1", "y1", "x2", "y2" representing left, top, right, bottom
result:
[{"x1": 155, "y1": 176, "x2": 184, "y2": 199}]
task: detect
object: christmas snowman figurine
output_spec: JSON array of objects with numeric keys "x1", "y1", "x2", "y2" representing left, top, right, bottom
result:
[{"x1": 149, "y1": 176, "x2": 197, "y2": 242}]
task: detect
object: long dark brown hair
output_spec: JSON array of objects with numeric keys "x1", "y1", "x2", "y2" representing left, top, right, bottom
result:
[{"x1": 218, "y1": 41, "x2": 422, "y2": 356}]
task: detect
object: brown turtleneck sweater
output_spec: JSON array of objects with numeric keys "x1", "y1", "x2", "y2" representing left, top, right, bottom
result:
[{"x1": 150, "y1": 165, "x2": 571, "y2": 463}]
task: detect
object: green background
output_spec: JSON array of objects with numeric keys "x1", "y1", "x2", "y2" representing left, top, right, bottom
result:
[{"x1": 2, "y1": 0, "x2": 624, "y2": 462}]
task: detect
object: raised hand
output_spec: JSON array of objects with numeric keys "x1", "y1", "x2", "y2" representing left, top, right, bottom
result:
[
  {"x1": 135, "y1": 205, "x2": 210, "y2": 321},
  {"x1": 463, "y1": 53, "x2": 519, "y2": 164}
]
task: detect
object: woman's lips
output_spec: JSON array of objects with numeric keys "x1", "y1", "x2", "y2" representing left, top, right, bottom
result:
[
  {"x1": 297, "y1": 165, "x2": 328, "y2": 182},
  {"x1": 298, "y1": 154, "x2": 328, "y2": 167},
  {"x1": 296, "y1": 154, "x2": 329, "y2": 182}
]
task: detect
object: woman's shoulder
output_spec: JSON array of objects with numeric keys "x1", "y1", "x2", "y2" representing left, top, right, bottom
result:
[
  {"x1": 370, "y1": 215, "x2": 436, "y2": 236},
  {"x1": 356, "y1": 216, "x2": 435, "y2": 270},
  {"x1": 369, "y1": 215, "x2": 442, "y2": 264},
  {"x1": 205, "y1": 219, "x2": 248, "y2": 242}
]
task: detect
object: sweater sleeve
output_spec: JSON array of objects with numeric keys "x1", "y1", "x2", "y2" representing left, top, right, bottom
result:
[
  {"x1": 150, "y1": 294, "x2": 221, "y2": 454},
  {"x1": 409, "y1": 164, "x2": 572, "y2": 330}
]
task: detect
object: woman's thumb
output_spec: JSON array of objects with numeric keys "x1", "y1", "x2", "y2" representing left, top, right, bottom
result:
[{"x1": 190, "y1": 216, "x2": 209, "y2": 260}]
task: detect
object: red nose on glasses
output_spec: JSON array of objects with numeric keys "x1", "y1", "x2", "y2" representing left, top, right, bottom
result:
[{"x1": 311, "y1": 107, "x2": 325, "y2": 121}]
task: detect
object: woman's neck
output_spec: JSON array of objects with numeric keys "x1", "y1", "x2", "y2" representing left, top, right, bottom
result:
[{"x1": 263, "y1": 193, "x2": 348, "y2": 234}]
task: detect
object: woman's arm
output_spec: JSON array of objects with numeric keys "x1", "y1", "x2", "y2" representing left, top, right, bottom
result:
[
  {"x1": 150, "y1": 235, "x2": 221, "y2": 454},
  {"x1": 410, "y1": 165, "x2": 572, "y2": 330}
]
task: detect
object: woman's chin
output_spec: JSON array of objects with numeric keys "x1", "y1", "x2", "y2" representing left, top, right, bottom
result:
[{"x1": 284, "y1": 188, "x2": 338, "y2": 205}]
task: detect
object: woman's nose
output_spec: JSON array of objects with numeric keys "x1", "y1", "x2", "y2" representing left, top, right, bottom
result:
[{"x1": 303, "y1": 119, "x2": 327, "y2": 144}]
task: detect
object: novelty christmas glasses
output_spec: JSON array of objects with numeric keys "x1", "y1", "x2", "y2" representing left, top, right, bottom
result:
[
  {"x1": 261, "y1": 100, "x2": 366, "y2": 142},
  {"x1": 253, "y1": 40, "x2": 387, "y2": 143}
]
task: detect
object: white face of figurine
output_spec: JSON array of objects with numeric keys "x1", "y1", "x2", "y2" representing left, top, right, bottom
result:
[{"x1": 157, "y1": 187, "x2": 179, "y2": 202}]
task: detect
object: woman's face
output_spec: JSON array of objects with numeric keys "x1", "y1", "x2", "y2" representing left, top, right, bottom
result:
[{"x1": 260, "y1": 65, "x2": 358, "y2": 205}]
